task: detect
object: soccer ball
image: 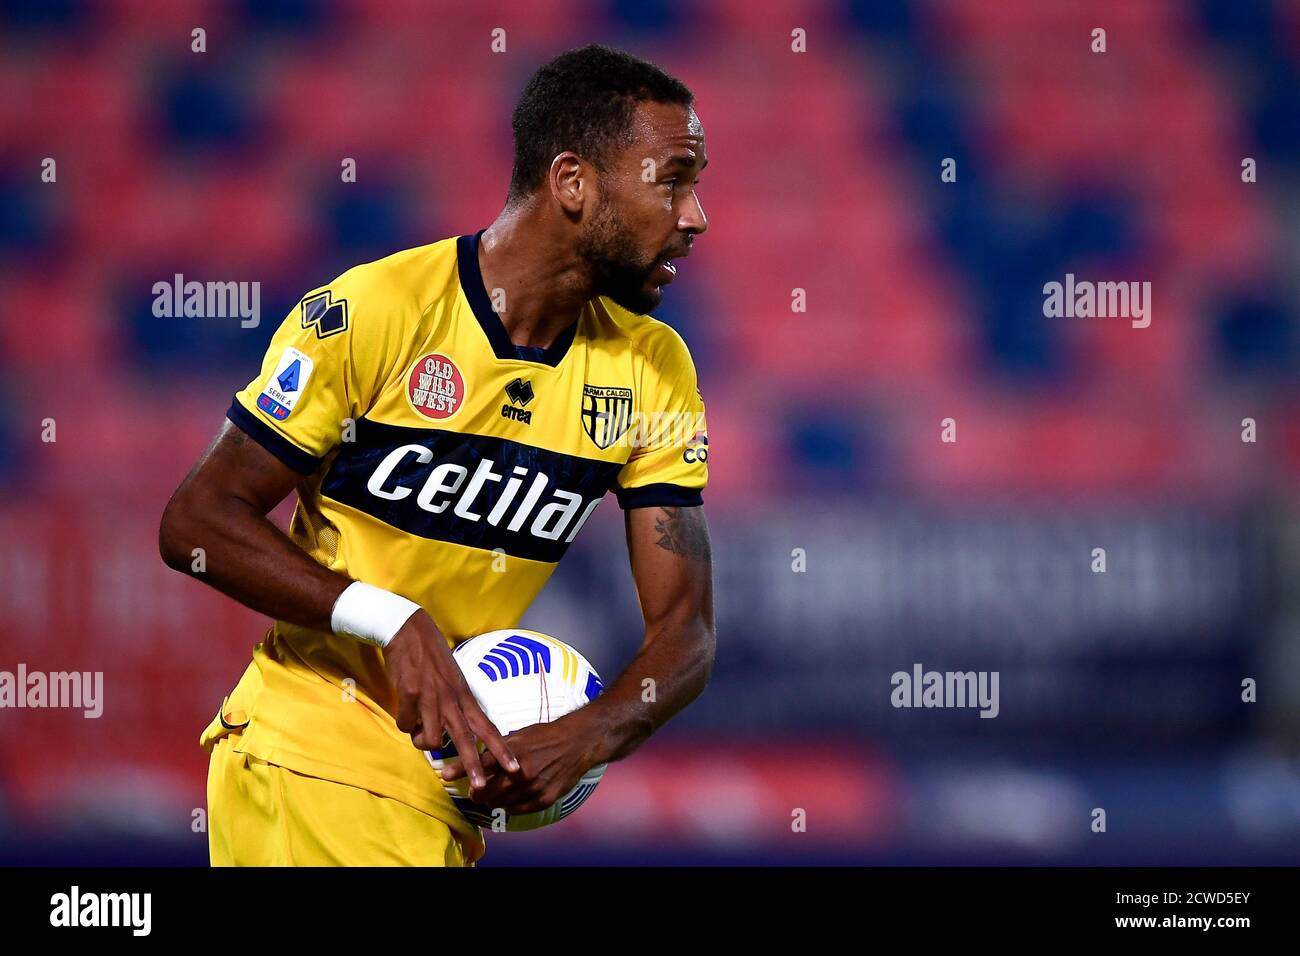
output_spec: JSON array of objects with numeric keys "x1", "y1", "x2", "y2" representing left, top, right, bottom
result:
[{"x1": 426, "y1": 629, "x2": 607, "y2": 831}]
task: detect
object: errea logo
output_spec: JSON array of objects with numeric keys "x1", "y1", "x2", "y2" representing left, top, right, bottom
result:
[
  {"x1": 505, "y1": 378, "x2": 534, "y2": 406},
  {"x1": 300, "y1": 290, "x2": 349, "y2": 338},
  {"x1": 502, "y1": 377, "x2": 534, "y2": 425}
]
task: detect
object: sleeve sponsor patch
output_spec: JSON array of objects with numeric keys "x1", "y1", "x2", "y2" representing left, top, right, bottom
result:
[{"x1": 257, "y1": 347, "x2": 315, "y2": 421}]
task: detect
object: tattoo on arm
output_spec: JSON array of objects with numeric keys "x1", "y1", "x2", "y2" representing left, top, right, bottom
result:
[{"x1": 653, "y1": 507, "x2": 712, "y2": 562}]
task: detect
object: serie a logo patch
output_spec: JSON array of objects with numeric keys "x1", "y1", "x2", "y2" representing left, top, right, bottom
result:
[
  {"x1": 407, "y1": 353, "x2": 466, "y2": 420},
  {"x1": 257, "y1": 347, "x2": 314, "y2": 421}
]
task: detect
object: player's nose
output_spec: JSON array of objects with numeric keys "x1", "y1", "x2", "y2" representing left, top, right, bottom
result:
[{"x1": 679, "y1": 191, "x2": 708, "y2": 236}]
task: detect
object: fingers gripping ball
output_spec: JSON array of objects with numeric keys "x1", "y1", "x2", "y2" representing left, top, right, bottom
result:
[{"x1": 425, "y1": 629, "x2": 607, "y2": 831}]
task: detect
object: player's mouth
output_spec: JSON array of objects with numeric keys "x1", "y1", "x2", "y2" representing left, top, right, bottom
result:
[
  {"x1": 652, "y1": 248, "x2": 689, "y2": 286},
  {"x1": 653, "y1": 259, "x2": 677, "y2": 285}
]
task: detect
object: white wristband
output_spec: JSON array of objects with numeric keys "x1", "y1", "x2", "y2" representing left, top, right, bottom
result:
[{"x1": 330, "y1": 581, "x2": 421, "y2": 648}]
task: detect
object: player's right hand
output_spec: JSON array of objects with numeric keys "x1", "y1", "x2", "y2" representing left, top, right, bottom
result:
[{"x1": 384, "y1": 612, "x2": 519, "y2": 789}]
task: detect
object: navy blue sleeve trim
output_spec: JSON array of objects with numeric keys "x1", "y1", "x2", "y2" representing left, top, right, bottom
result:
[
  {"x1": 614, "y1": 483, "x2": 704, "y2": 510},
  {"x1": 225, "y1": 397, "x2": 323, "y2": 475}
]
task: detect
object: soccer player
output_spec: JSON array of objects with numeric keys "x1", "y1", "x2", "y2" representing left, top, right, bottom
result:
[{"x1": 158, "y1": 44, "x2": 714, "y2": 866}]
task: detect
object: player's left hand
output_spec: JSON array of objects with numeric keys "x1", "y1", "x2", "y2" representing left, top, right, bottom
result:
[{"x1": 442, "y1": 717, "x2": 599, "y2": 815}]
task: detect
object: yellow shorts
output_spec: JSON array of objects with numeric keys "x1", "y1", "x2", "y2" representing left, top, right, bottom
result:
[{"x1": 206, "y1": 733, "x2": 473, "y2": 867}]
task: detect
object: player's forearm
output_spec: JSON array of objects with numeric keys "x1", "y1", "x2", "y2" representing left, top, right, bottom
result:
[
  {"x1": 159, "y1": 492, "x2": 350, "y2": 633},
  {"x1": 576, "y1": 616, "x2": 715, "y2": 765}
]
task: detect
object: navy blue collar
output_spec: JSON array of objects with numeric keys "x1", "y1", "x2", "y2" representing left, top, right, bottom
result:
[{"x1": 457, "y1": 230, "x2": 579, "y2": 367}]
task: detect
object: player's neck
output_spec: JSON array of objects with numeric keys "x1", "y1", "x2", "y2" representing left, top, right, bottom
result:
[{"x1": 477, "y1": 208, "x2": 590, "y2": 350}]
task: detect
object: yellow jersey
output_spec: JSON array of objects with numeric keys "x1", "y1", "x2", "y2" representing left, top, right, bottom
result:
[{"x1": 199, "y1": 230, "x2": 709, "y2": 861}]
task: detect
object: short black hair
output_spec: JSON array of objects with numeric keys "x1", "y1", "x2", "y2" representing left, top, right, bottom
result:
[{"x1": 507, "y1": 44, "x2": 694, "y2": 203}]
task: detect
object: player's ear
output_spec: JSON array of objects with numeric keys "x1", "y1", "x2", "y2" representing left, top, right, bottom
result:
[{"x1": 548, "y1": 151, "x2": 587, "y2": 214}]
